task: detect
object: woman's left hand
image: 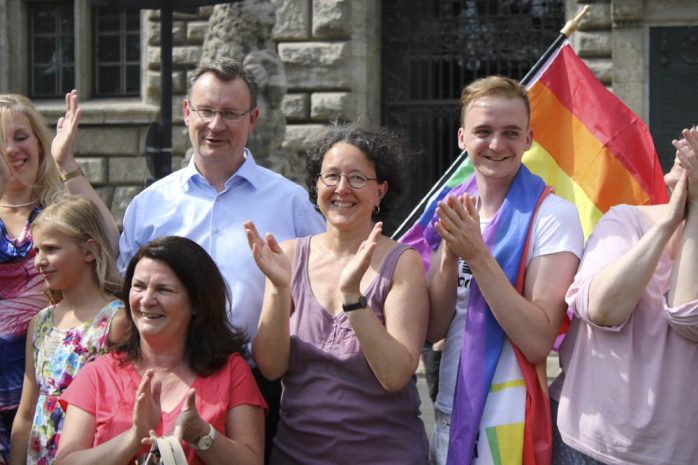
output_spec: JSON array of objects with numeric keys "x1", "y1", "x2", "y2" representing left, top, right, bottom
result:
[
  {"x1": 339, "y1": 222, "x2": 382, "y2": 295},
  {"x1": 173, "y1": 389, "x2": 210, "y2": 446},
  {"x1": 678, "y1": 126, "x2": 698, "y2": 203},
  {"x1": 51, "y1": 90, "x2": 81, "y2": 169}
]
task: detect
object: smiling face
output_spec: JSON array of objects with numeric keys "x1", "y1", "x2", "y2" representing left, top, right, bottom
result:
[
  {"x1": 2, "y1": 111, "x2": 41, "y2": 195},
  {"x1": 316, "y1": 141, "x2": 387, "y2": 229},
  {"x1": 33, "y1": 225, "x2": 95, "y2": 292},
  {"x1": 458, "y1": 96, "x2": 532, "y2": 185},
  {"x1": 129, "y1": 257, "x2": 192, "y2": 343},
  {"x1": 183, "y1": 73, "x2": 259, "y2": 178}
]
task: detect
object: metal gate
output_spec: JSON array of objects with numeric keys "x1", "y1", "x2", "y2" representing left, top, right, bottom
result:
[
  {"x1": 650, "y1": 26, "x2": 698, "y2": 172},
  {"x1": 381, "y1": 0, "x2": 564, "y2": 233}
]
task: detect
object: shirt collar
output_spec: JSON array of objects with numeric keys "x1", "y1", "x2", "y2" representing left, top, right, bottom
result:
[{"x1": 181, "y1": 148, "x2": 260, "y2": 191}]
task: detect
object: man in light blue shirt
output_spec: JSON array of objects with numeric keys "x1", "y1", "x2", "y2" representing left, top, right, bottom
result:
[{"x1": 118, "y1": 57, "x2": 325, "y2": 346}]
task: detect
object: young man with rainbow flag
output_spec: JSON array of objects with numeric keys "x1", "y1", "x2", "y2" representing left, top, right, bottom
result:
[{"x1": 425, "y1": 76, "x2": 584, "y2": 465}]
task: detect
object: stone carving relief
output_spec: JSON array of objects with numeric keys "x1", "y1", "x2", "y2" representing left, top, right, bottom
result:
[{"x1": 185, "y1": 0, "x2": 304, "y2": 183}]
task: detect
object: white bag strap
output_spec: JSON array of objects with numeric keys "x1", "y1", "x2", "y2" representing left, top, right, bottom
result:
[{"x1": 154, "y1": 436, "x2": 188, "y2": 465}]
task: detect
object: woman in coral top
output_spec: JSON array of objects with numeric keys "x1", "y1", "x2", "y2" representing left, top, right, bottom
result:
[{"x1": 55, "y1": 236, "x2": 267, "y2": 465}]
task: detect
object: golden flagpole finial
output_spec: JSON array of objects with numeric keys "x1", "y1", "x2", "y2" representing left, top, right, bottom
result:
[{"x1": 561, "y1": 5, "x2": 591, "y2": 38}]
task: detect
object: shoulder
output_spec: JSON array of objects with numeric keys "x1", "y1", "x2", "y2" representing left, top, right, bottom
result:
[
  {"x1": 382, "y1": 238, "x2": 423, "y2": 275},
  {"x1": 530, "y1": 194, "x2": 585, "y2": 258},
  {"x1": 538, "y1": 194, "x2": 579, "y2": 220},
  {"x1": 130, "y1": 169, "x2": 188, "y2": 204},
  {"x1": 252, "y1": 165, "x2": 306, "y2": 193},
  {"x1": 106, "y1": 302, "x2": 129, "y2": 345}
]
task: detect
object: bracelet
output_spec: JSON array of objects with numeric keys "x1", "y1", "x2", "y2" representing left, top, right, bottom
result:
[{"x1": 60, "y1": 166, "x2": 84, "y2": 183}]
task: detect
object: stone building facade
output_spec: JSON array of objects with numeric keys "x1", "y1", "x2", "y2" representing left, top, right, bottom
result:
[{"x1": 0, "y1": 0, "x2": 696, "y2": 224}]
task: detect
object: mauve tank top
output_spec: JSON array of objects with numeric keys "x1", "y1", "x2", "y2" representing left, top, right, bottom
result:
[{"x1": 270, "y1": 235, "x2": 428, "y2": 465}]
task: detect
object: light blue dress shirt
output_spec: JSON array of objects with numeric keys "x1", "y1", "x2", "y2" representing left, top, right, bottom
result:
[{"x1": 118, "y1": 150, "x2": 325, "y2": 340}]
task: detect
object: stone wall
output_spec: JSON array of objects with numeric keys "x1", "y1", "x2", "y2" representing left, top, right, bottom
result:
[{"x1": 272, "y1": 0, "x2": 380, "y2": 156}]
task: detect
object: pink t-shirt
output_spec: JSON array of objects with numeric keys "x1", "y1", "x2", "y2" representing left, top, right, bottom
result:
[
  {"x1": 60, "y1": 352, "x2": 267, "y2": 465},
  {"x1": 555, "y1": 205, "x2": 698, "y2": 465}
]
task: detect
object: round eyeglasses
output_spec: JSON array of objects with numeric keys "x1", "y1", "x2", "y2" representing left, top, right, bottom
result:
[
  {"x1": 189, "y1": 105, "x2": 254, "y2": 122},
  {"x1": 318, "y1": 172, "x2": 378, "y2": 190}
]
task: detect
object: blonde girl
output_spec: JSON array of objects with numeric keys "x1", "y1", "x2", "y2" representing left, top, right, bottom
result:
[{"x1": 9, "y1": 195, "x2": 126, "y2": 465}]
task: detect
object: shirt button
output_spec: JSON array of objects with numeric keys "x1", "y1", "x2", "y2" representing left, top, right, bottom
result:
[{"x1": 213, "y1": 227, "x2": 220, "y2": 234}]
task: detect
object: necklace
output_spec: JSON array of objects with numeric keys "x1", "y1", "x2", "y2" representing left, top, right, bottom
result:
[{"x1": 0, "y1": 199, "x2": 38, "y2": 208}]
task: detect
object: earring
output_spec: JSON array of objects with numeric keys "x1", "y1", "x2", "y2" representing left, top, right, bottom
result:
[{"x1": 373, "y1": 204, "x2": 381, "y2": 215}]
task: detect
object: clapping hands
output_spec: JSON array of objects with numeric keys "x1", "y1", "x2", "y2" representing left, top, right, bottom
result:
[{"x1": 244, "y1": 220, "x2": 291, "y2": 288}]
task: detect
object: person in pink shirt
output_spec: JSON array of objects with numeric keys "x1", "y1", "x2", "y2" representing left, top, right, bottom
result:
[
  {"x1": 55, "y1": 236, "x2": 267, "y2": 465},
  {"x1": 551, "y1": 126, "x2": 698, "y2": 465}
]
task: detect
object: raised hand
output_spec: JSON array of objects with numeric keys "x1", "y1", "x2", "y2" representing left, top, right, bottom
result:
[
  {"x1": 677, "y1": 126, "x2": 698, "y2": 203},
  {"x1": 339, "y1": 222, "x2": 382, "y2": 295},
  {"x1": 244, "y1": 220, "x2": 291, "y2": 288},
  {"x1": 173, "y1": 389, "x2": 210, "y2": 446},
  {"x1": 51, "y1": 89, "x2": 81, "y2": 168},
  {"x1": 131, "y1": 370, "x2": 161, "y2": 443},
  {"x1": 434, "y1": 193, "x2": 485, "y2": 262},
  {"x1": 664, "y1": 171, "x2": 688, "y2": 230}
]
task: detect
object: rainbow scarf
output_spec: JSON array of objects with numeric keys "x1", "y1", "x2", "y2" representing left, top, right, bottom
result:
[{"x1": 423, "y1": 166, "x2": 551, "y2": 465}]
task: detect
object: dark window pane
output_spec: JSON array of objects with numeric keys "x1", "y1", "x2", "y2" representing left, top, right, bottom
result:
[
  {"x1": 126, "y1": 34, "x2": 140, "y2": 61},
  {"x1": 96, "y1": 9, "x2": 120, "y2": 32},
  {"x1": 97, "y1": 34, "x2": 120, "y2": 62},
  {"x1": 33, "y1": 9, "x2": 56, "y2": 33},
  {"x1": 61, "y1": 36, "x2": 75, "y2": 63},
  {"x1": 62, "y1": 66, "x2": 75, "y2": 93},
  {"x1": 33, "y1": 37, "x2": 57, "y2": 63},
  {"x1": 126, "y1": 10, "x2": 140, "y2": 31},
  {"x1": 93, "y1": 7, "x2": 141, "y2": 96},
  {"x1": 97, "y1": 65, "x2": 119, "y2": 94},
  {"x1": 60, "y1": 6, "x2": 74, "y2": 33},
  {"x1": 33, "y1": 65, "x2": 57, "y2": 96},
  {"x1": 29, "y1": 3, "x2": 74, "y2": 98},
  {"x1": 126, "y1": 65, "x2": 140, "y2": 94}
]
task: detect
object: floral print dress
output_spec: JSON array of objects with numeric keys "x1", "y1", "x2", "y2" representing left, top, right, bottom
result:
[{"x1": 27, "y1": 299, "x2": 123, "y2": 464}]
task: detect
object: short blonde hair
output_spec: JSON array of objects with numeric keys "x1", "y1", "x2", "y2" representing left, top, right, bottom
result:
[
  {"x1": 0, "y1": 94, "x2": 63, "y2": 206},
  {"x1": 460, "y1": 76, "x2": 530, "y2": 125},
  {"x1": 31, "y1": 195, "x2": 120, "y2": 304}
]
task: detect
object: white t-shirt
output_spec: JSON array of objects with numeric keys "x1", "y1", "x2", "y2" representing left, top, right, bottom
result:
[{"x1": 434, "y1": 194, "x2": 584, "y2": 417}]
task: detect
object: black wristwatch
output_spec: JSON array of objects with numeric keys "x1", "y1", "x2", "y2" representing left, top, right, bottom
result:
[{"x1": 342, "y1": 295, "x2": 368, "y2": 312}]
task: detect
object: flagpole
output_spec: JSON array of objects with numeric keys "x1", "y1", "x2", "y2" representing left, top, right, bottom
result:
[{"x1": 391, "y1": 6, "x2": 591, "y2": 239}]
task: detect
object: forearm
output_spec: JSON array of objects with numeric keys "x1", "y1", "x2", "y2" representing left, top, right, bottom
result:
[
  {"x1": 8, "y1": 414, "x2": 32, "y2": 465},
  {"x1": 55, "y1": 428, "x2": 141, "y2": 465},
  {"x1": 588, "y1": 220, "x2": 674, "y2": 326},
  {"x1": 197, "y1": 436, "x2": 261, "y2": 465},
  {"x1": 669, "y1": 206, "x2": 697, "y2": 306},
  {"x1": 347, "y1": 307, "x2": 420, "y2": 393},
  {"x1": 251, "y1": 286, "x2": 292, "y2": 380},
  {"x1": 427, "y1": 247, "x2": 458, "y2": 342},
  {"x1": 468, "y1": 253, "x2": 560, "y2": 363}
]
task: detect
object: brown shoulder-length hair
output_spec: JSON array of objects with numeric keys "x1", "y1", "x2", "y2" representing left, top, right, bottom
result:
[{"x1": 113, "y1": 236, "x2": 247, "y2": 376}]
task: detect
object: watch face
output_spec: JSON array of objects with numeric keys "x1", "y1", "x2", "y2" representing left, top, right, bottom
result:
[{"x1": 198, "y1": 435, "x2": 213, "y2": 450}]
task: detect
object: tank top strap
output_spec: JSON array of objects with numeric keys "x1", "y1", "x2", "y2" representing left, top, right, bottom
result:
[
  {"x1": 366, "y1": 242, "x2": 413, "y2": 306},
  {"x1": 291, "y1": 236, "x2": 312, "y2": 301}
]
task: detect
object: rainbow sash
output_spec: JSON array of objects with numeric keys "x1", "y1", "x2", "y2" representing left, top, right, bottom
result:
[{"x1": 424, "y1": 166, "x2": 551, "y2": 465}]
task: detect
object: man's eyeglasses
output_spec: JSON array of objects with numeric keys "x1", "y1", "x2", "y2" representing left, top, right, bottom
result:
[
  {"x1": 318, "y1": 172, "x2": 378, "y2": 190},
  {"x1": 189, "y1": 105, "x2": 254, "y2": 122}
]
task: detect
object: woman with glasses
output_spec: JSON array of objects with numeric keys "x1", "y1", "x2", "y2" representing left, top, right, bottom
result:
[{"x1": 244, "y1": 124, "x2": 429, "y2": 465}]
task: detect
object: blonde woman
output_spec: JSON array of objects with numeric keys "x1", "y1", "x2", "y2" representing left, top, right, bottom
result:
[{"x1": 0, "y1": 92, "x2": 117, "y2": 463}]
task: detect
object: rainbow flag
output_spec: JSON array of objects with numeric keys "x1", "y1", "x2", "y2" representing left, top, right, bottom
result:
[{"x1": 399, "y1": 39, "x2": 668, "y2": 267}]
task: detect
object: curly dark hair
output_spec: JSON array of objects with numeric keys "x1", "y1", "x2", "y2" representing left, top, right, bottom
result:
[
  {"x1": 113, "y1": 236, "x2": 247, "y2": 376},
  {"x1": 305, "y1": 123, "x2": 408, "y2": 221}
]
